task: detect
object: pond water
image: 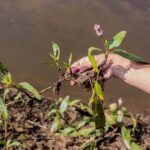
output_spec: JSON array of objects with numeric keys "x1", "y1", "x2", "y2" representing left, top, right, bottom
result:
[{"x1": 0, "y1": 0, "x2": 150, "y2": 112}]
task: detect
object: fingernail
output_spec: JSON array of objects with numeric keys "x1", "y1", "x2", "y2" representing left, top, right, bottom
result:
[{"x1": 71, "y1": 67, "x2": 80, "y2": 74}]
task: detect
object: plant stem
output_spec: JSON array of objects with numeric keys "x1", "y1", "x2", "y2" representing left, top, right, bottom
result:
[
  {"x1": 39, "y1": 74, "x2": 73, "y2": 94},
  {"x1": 26, "y1": 120, "x2": 47, "y2": 130},
  {"x1": 4, "y1": 120, "x2": 8, "y2": 148},
  {"x1": 100, "y1": 35, "x2": 109, "y2": 60},
  {"x1": 39, "y1": 85, "x2": 54, "y2": 94}
]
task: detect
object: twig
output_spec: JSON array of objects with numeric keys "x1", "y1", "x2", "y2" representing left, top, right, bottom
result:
[
  {"x1": 39, "y1": 85, "x2": 54, "y2": 94},
  {"x1": 39, "y1": 75, "x2": 73, "y2": 94},
  {"x1": 6, "y1": 99, "x2": 23, "y2": 106},
  {"x1": 26, "y1": 120, "x2": 47, "y2": 130}
]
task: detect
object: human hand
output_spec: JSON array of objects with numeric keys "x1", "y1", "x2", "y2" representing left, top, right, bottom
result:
[{"x1": 71, "y1": 54, "x2": 132, "y2": 80}]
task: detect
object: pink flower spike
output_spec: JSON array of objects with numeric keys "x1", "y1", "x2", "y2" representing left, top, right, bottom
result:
[{"x1": 94, "y1": 24, "x2": 103, "y2": 36}]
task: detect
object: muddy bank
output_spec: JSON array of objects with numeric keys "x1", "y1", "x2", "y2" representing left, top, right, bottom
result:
[{"x1": 0, "y1": 88, "x2": 150, "y2": 150}]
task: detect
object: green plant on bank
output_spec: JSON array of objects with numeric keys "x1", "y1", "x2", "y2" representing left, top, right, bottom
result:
[
  {"x1": 0, "y1": 63, "x2": 42, "y2": 149},
  {"x1": 48, "y1": 96, "x2": 142, "y2": 149}
]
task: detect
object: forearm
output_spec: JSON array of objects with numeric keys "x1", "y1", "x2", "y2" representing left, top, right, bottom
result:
[{"x1": 114, "y1": 62, "x2": 150, "y2": 94}]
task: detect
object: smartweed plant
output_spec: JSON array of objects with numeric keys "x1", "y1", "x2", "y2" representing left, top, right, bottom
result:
[
  {"x1": 45, "y1": 24, "x2": 147, "y2": 130},
  {"x1": 0, "y1": 24, "x2": 146, "y2": 150},
  {"x1": 44, "y1": 24, "x2": 147, "y2": 149}
]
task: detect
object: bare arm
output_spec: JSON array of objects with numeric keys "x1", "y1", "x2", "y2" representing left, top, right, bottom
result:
[{"x1": 71, "y1": 54, "x2": 150, "y2": 94}]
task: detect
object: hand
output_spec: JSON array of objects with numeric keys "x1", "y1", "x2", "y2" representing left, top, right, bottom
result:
[{"x1": 71, "y1": 54, "x2": 131, "y2": 80}]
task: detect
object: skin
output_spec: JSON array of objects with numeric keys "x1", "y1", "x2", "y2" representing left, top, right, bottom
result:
[{"x1": 71, "y1": 54, "x2": 150, "y2": 94}]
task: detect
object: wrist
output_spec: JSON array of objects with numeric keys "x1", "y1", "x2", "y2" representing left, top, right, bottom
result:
[{"x1": 108, "y1": 54, "x2": 132, "y2": 79}]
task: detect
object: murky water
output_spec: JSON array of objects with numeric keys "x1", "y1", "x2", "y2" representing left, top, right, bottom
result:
[{"x1": 0, "y1": 0, "x2": 150, "y2": 112}]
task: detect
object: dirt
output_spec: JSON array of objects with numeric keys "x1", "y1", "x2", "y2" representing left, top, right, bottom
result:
[
  {"x1": 0, "y1": 88, "x2": 150, "y2": 150},
  {"x1": 65, "y1": 69, "x2": 105, "y2": 90}
]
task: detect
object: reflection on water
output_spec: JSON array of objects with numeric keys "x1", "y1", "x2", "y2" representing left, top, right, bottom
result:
[{"x1": 0, "y1": 0, "x2": 150, "y2": 112}]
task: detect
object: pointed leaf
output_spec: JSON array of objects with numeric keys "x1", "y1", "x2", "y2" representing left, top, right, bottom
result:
[
  {"x1": 88, "y1": 47, "x2": 102, "y2": 73},
  {"x1": 52, "y1": 41, "x2": 60, "y2": 61},
  {"x1": 68, "y1": 53, "x2": 73, "y2": 66},
  {"x1": 18, "y1": 82, "x2": 41, "y2": 100},
  {"x1": 91, "y1": 94, "x2": 105, "y2": 129},
  {"x1": 77, "y1": 119, "x2": 89, "y2": 130},
  {"x1": 59, "y1": 96, "x2": 70, "y2": 113},
  {"x1": 108, "y1": 31, "x2": 127, "y2": 49},
  {"x1": 113, "y1": 49, "x2": 149, "y2": 64},
  {"x1": 50, "y1": 116, "x2": 61, "y2": 133},
  {"x1": 121, "y1": 126, "x2": 131, "y2": 149},
  {"x1": 131, "y1": 115, "x2": 137, "y2": 133},
  {"x1": 94, "y1": 81, "x2": 104, "y2": 101}
]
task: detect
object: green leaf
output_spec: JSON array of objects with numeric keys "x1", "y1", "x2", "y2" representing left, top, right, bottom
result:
[
  {"x1": 47, "y1": 109, "x2": 58, "y2": 117},
  {"x1": 68, "y1": 53, "x2": 72, "y2": 66},
  {"x1": 52, "y1": 41, "x2": 60, "y2": 61},
  {"x1": 121, "y1": 126, "x2": 131, "y2": 149},
  {"x1": 59, "y1": 96, "x2": 70, "y2": 113},
  {"x1": 77, "y1": 128, "x2": 95, "y2": 137},
  {"x1": 0, "y1": 63, "x2": 12, "y2": 86},
  {"x1": 14, "y1": 92, "x2": 22, "y2": 101},
  {"x1": 108, "y1": 31, "x2": 127, "y2": 49},
  {"x1": 0, "y1": 98, "x2": 9, "y2": 120},
  {"x1": 6, "y1": 140, "x2": 21, "y2": 148},
  {"x1": 63, "y1": 53, "x2": 73, "y2": 69},
  {"x1": 91, "y1": 94, "x2": 105, "y2": 129},
  {"x1": 88, "y1": 47, "x2": 102, "y2": 54},
  {"x1": 18, "y1": 82, "x2": 41, "y2": 100},
  {"x1": 131, "y1": 142, "x2": 143, "y2": 150},
  {"x1": 131, "y1": 115, "x2": 137, "y2": 133},
  {"x1": 105, "y1": 113, "x2": 117, "y2": 125},
  {"x1": 61, "y1": 127, "x2": 76, "y2": 135},
  {"x1": 94, "y1": 81, "x2": 104, "y2": 101},
  {"x1": 70, "y1": 99, "x2": 80, "y2": 106},
  {"x1": 77, "y1": 118, "x2": 90, "y2": 130},
  {"x1": 49, "y1": 52, "x2": 57, "y2": 62},
  {"x1": 113, "y1": 49, "x2": 149, "y2": 64},
  {"x1": 79, "y1": 103, "x2": 93, "y2": 115},
  {"x1": 109, "y1": 103, "x2": 117, "y2": 112},
  {"x1": 3, "y1": 88, "x2": 10, "y2": 99},
  {"x1": 88, "y1": 47, "x2": 102, "y2": 73},
  {"x1": 50, "y1": 117, "x2": 61, "y2": 133}
]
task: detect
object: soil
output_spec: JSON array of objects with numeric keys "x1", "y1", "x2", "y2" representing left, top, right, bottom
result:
[{"x1": 0, "y1": 89, "x2": 150, "y2": 150}]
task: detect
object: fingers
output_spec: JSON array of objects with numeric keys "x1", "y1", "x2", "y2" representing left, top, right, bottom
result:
[
  {"x1": 70, "y1": 54, "x2": 112, "y2": 75},
  {"x1": 71, "y1": 57, "x2": 92, "y2": 74},
  {"x1": 103, "y1": 68, "x2": 113, "y2": 79}
]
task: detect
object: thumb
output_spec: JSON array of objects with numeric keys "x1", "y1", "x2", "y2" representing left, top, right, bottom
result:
[{"x1": 103, "y1": 68, "x2": 113, "y2": 80}]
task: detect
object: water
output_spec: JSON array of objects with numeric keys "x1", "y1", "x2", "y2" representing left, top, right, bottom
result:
[{"x1": 0, "y1": 0, "x2": 150, "y2": 112}]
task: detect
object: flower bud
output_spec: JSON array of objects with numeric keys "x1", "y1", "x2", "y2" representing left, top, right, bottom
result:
[
  {"x1": 94, "y1": 24, "x2": 103, "y2": 36},
  {"x1": 118, "y1": 98, "x2": 123, "y2": 106}
]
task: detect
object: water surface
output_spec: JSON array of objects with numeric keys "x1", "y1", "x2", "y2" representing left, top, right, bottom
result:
[{"x1": 0, "y1": 0, "x2": 150, "y2": 112}]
